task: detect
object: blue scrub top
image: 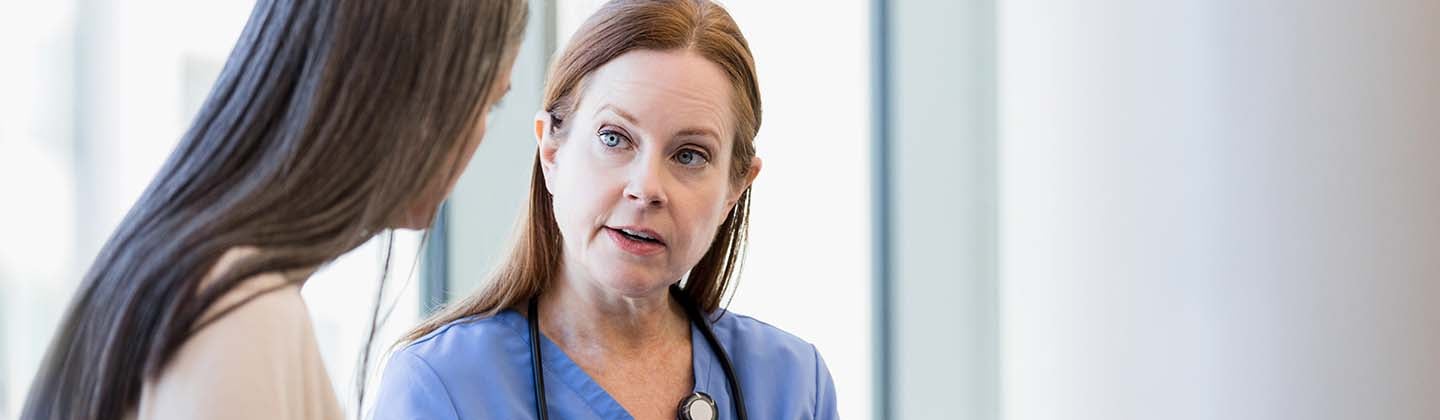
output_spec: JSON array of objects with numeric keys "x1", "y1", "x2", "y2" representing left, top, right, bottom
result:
[{"x1": 373, "y1": 308, "x2": 839, "y2": 419}]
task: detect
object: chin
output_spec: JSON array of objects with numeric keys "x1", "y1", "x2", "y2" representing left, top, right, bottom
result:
[
  {"x1": 388, "y1": 204, "x2": 438, "y2": 230},
  {"x1": 389, "y1": 216, "x2": 432, "y2": 231},
  {"x1": 593, "y1": 265, "x2": 675, "y2": 297}
]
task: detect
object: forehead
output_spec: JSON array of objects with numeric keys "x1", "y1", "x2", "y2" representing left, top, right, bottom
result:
[{"x1": 576, "y1": 49, "x2": 733, "y2": 137}]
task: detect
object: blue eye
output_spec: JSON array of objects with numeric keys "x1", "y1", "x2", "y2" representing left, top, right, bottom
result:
[
  {"x1": 675, "y1": 149, "x2": 708, "y2": 167},
  {"x1": 598, "y1": 130, "x2": 626, "y2": 148}
]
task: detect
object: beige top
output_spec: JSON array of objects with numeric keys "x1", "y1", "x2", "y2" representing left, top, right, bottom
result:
[{"x1": 129, "y1": 249, "x2": 344, "y2": 420}]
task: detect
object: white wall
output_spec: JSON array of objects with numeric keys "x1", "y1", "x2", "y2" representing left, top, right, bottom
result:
[
  {"x1": 886, "y1": 0, "x2": 999, "y2": 419},
  {"x1": 0, "y1": 1, "x2": 77, "y2": 414},
  {"x1": 716, "y1": 2, "x2": 875, "y2": 418},
  {"x1": 1000, "y1": 1, "x2": 1440, "y2": 419}
]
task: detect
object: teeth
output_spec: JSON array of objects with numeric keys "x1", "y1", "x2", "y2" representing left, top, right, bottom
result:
[{"x1": 621, "y1": 228, "x2": 656, "y2": 241}]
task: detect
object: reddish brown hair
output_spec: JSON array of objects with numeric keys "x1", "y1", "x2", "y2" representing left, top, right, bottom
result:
[{"x1": 405, "y1": 0, "x2": 760, "y2": 342}]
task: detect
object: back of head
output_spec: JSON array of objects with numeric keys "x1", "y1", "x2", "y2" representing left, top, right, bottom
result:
[
  {"x1": 404, "y1": 0, "x2": 761, "y2": 344},
  {"x1": 22, "y1": 1, "x2": 527, "y2": 419}
]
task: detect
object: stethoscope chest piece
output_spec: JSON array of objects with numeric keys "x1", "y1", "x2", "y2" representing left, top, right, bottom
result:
[{"x1": 677, "y1": 392, "x2": 718, "y2": 420}]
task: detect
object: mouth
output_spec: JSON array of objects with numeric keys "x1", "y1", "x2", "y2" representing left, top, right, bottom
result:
[{"x1": 604, "y1": 225, "x2": 667, "y2": 256}]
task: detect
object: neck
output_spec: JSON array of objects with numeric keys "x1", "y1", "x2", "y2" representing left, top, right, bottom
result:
[
  {"x1": 536, "y1": 262, "x2": 689, "y2": 355},
  {"x1": 282, "y1": 265, "x2": 320, "y2": 285},
  {"x1": 211, "y1": 246, "x2": 319, "y2": 287}
]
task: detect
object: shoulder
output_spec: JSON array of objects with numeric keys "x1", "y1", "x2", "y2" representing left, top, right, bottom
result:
[
  {"x1": 178, "y1": 269, "x2": 315, "y2": 362},
  {"x1": 375, "y1": 310, "x2": 535, "y2": 419},
  {"x1": 202, "y1": 273, "x2": 308, "y2": 329},
  {"x1": 193, "y1": 246, "x2": 311, "y2": 328},
  {"x1": 139, "y1": 274, "x2": 341, "y2": 419},
  {"x1": 397, "y1": 309, "x2": 531, "y2": 367},
  {"x1": 706, "y1": 311, "x2": 839, "y2": 419},
  {"x1": 182, "y1": 270, "x2": 316, "y2": 357},
  {"x1": 709, "y1": 311, "x2": 822, "y2": 367}
]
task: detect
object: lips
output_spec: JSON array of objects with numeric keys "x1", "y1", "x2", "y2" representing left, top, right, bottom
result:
[
  {"x1": 612, "y1": 226, "x2": 664, "y2": 244},
  {"x1": 605, "y1": 225, "x2": 666, "y2": 256}
]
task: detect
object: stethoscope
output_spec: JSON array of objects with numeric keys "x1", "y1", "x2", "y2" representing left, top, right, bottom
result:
[{"x1": 528, "y1": 284, "x2": 748, "y2": 420}]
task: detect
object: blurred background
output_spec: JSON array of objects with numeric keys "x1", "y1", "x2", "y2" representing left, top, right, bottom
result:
[{"x1": 2, "y1": 0, "x2": 1437, "y2": 419}]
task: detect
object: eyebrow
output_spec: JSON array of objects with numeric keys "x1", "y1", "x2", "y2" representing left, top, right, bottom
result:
[
  {"x1": 676, "y1": 127, "x2": 721, "y2": 141},
  {"x1": 596, "y1": 103, "x2": 640, "y2": 125},
  {"x1": 596, "y1": 103, "x2": 721, "y2": 141}
]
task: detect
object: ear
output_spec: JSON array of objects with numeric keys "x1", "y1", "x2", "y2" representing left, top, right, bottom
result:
[
  {"x1": 536, "y1": 110, "x2": 561, "y2": 192},
  {"x1": 725, "y1": 156, "x2": 763, "y2": 210},
  {"x1": 534, "y1": 110, "x2": 547, "y2": 146}
]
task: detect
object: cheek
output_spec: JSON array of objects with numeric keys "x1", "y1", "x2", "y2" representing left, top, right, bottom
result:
[
  {"x1": 549, "y1": 147, "x2": 622, "y2": 240},
  {"x1": 442, "y1": 131, "x2": 485, "y2": 193},
  {"x1": 671, "y1": 183, "x2": 735, "y2": 261},
  {"x1": 462, "y1": 126, "x2": 485, "y2": 164}
]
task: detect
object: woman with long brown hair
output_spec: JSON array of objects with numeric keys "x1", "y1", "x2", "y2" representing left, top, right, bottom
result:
[
  {"x1": 20, "y1": 0, "x2": 527, "y2": 419},
  {"x1": 374, "y1": 1, "x2": 837, "y2": 419}
]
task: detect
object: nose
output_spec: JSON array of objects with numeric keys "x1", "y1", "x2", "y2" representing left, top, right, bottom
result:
[{"x1": 623, "y1": 153, "x2": 668, "y2": 209}]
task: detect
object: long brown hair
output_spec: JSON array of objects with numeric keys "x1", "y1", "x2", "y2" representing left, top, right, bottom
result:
[
  {"x1": 22, "y1": 1, "x2": 527, "y2": 419},
  {"x1": 404, "y1": 0, "x2": 761, "y2": 343}
]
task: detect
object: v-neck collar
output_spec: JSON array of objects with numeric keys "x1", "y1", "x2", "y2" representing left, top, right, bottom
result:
[{"x1": 498, "y1": 309, "x2": 723, "y2": 420}]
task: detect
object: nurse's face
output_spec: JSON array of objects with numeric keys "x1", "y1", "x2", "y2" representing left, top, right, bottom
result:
[{"x1": 537, "y1": 49, "x2": 759, "y2": 298}]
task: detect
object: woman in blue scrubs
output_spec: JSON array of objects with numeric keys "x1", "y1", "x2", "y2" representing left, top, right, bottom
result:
[{"x1": 373, "y1": 0, "x2": 838, "y2": 419}]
